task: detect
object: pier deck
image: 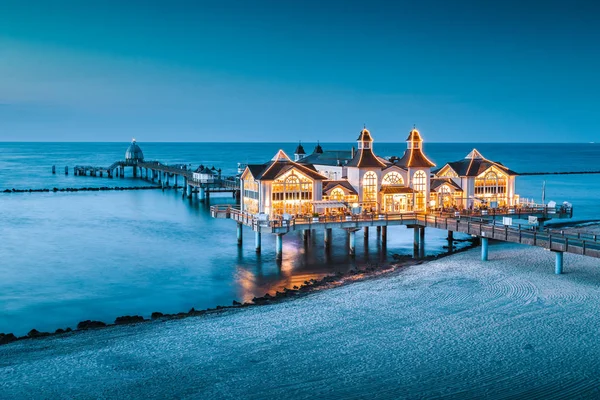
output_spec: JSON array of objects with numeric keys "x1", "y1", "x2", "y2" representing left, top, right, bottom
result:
[{"x1": 211, "y1": 205, "x2": 599, "y2": 268}]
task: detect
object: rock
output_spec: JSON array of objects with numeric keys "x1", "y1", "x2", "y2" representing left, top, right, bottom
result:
[
  {"x1": 27, "y1": 329, "x2": 50, "y2": 338},
  {"x1": 232, "y1": 300, "x2": 242, "y2": 306},
  {"x1": 65, "y1": 327, "x2": 72, "y2": 332},
  {"x1": 114, "y1": 315, "x2": 144, "y2": 325},
  {"x1": 188, "y1": 307, "x2": 196, "y2": 314},
  {"x1": 77, "y1": 320, "x2": 107, "y2": 330},
  {"x1": 0, "y1": 333, "x2": 18, "y2": 345},
  {"x1": 151, "y1": 312, "x2": 164, "y2": 319},
  {"x1": 55, "y1": 328, "x2": 65, "y2": 334}
]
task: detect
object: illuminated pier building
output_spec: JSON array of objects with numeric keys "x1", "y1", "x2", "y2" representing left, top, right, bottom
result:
[{"x1": 240, "y1": 126, "x2": 519, "y2": 218}]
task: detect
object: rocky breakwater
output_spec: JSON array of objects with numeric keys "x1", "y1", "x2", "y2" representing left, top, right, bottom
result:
[{"x1": 2, "y1": 186, "x2": 162, "y2": 193}]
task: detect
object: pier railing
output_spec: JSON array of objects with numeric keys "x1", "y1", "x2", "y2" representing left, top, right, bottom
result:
[{"x1": 211, "y1": 205, "x2": 598, "y2": 258}]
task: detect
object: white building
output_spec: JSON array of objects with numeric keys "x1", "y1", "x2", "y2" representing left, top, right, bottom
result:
[
  {"x1": 193, "y1": 165, "x2": 217, "y2": 183},
  {"x1": 433, "y1": 149, "x2": 518, "y2": 209},
  {"x1": 240, "y1": 127, "x2": 519, "y2": 217}
]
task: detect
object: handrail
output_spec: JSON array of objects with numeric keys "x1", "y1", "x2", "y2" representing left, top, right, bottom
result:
[{"x1": 210, "y1": 206, "x2": 597, "y2": 247}]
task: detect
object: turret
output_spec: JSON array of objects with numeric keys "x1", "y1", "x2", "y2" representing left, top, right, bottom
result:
[{"x1": 294, "y1": 141, "x2": 306, "y2": 161}]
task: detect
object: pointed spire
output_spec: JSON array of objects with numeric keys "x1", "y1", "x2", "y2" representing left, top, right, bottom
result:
[{"x1": 314, "y1": 141, "x2": 323, "y2": 154}]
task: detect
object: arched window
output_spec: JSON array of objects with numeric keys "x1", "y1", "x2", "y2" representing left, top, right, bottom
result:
[
  {"x1": 412, "y1": 171, "x2": 426, "y2": 192},
  {"x1": 272, "y1": 171, "x2": 313, "y2": 215},
  {"x1": 475, "y1": 171, "x2": 502, "y2": 196},
  {"x1": 382, "y1": 171, "x2": 404, "y2": 186},
  {"x1": 413, "y1": 170, "x2": 427, "y2": 211},
  {"x1": 439, "y1": 185, "x2": 452, "y2": 208},
  {"x1": 330, "y1": 188, "x2": 345, "y2": 201},
  {"x1": 362, "y1": 171, "x2": 378, "y2": 206}
]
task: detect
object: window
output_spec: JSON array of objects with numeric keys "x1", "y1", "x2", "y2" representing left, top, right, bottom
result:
[
  {"x1": 243, "y1": 179, "x2": 259, "y2": 213},
  {"x1": 382, "y1": 171, "x2": 404, "y2": 186},
  {"x1": 412, "y1": 170, "x2": 426, "y2": 192},
  {"x1": 438, "y1": 185, "x2": 452, "y2": 208},
  {"x1": 271, "y1": 171, "x2": 313, "y2": 215},
  {"x1": 362, "y1": 171, "x2": 378, "y2": 207},
  {"x1": 475, "y1": 170, "x2": 507, "y2": 197},
  {"x1": 413, "y1": 170, "x2": 427, "y2": 211},
  {"x1": 330, "y1": 188, "x2": 345, "y2": 201}
]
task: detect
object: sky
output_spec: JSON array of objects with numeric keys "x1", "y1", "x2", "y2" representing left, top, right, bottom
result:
[{"x1": 0, "y1": 0, "x2": 598, "y2": 142}]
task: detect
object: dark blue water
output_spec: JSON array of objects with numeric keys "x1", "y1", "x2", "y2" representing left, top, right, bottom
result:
[{"x1": 1, "y1": 142, "x2": 599, "y2": 335}]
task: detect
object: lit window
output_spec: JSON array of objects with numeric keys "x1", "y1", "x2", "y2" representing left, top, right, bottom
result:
[
  {"x1": 413, "y1": 170, "x2": 427, "y2": 211},
  {"x1": 382, "y1": 171, "x2": 404, "y2": 186},
  {"x1": 362, "y1": 171, "x2": 377, "y2": 207}
]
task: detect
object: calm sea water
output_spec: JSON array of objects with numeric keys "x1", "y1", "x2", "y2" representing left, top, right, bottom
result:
[{"x1": 1, "y1": 142, "x2": 599, "y2": 335}]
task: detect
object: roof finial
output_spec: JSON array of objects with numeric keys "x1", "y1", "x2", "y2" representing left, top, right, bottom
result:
[{"x1": 413, "y1": 124, "x2": 416, "y2": 130}]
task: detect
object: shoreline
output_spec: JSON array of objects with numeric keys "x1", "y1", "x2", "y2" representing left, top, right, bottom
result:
[{"x1": 0, "y1": 238, "x2": 479, "y2": 346}]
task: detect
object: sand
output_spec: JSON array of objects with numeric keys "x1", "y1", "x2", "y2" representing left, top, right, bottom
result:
[{"x1": 2, "y1": 242, "x2": 600, "y2": 399}]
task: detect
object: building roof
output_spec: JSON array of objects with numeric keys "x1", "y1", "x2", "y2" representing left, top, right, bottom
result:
[
  {"x1": 356, "y1": 127, "x2": 374, "y2": 142},
  {"x1": 395, "y1": 128, "x2": 436, "y2": 168},
  {"x1": 194, "y1": 165, "x2": 216, "y2": 174},
  {"x1": 298, "y1": 150, "x2": 353, "y2": 166},
  {"x1": 295, "y1": 142, "x2": 306, "y2": 155},
  {"x1": 314, "y1": 142, "x2": 324, "y2": 154},
  {"x1": 125, "y1": 139, "x2": 144, "y2": 161},
  {"x1": 405, "y1": 127, "x2": 423, "y2": 142},
  {"x1": 347, "y1": 128, "x2": 387, "y2": 168},
  {"x1": 244, "y1": 150, "x2": 327, "y2": 181},
  {"x1": 434, "y1": 149, "x2": 518, "y2": 177},
  {"x1": 323, "y1": 180, "x2": 358, "y2": 195},
  {"x1": 382, "y1": 163, "x2": 408, "y2": 172},
  {"x1": 430, "y1": 178, "x2": 463, "y2": 192},
  {"x1": 380, "y1": 186, "x2": 414, "y2": 194}
]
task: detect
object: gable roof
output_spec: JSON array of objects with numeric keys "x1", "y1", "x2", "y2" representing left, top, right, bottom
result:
[
  {"x1": 243, "y1": 150, "x2": 327, "y2": 182},
  {"x1": 433, "y1": 149, "x2": 518, "y2": 177},
  {"x1": 430, "y1": 178, "x2": 463, "y2": 192},
  {"x1": 322, "y1": 180, "x2": 358, "y2": 195}
]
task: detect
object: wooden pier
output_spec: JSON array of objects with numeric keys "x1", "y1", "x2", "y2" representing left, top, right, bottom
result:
[
  {"x1": 72, "y1": 159, "x2": 240, "y2": 200},
  {"x1": 210, "y1": 205, "x2": 597, "y2": 274}
]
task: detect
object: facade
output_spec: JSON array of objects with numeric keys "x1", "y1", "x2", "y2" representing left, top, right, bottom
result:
[
  {"x1": 240, "y1": 127, "x2": 519, "y2": 217},
  {"x1": 433, "y1": 149, "x2": 518, "y2": 208}
]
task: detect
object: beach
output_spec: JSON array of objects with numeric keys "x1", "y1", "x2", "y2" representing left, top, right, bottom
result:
[{"x1": 3, "y1": 241, "x2": 600, "y2": 399}]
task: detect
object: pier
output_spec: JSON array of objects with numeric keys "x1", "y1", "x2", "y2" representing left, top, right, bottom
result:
[
  {"x1": 211, "y1": 205, "x2": 596, "y2": 273},
  {"x1": 69, "y1": 140, "x2": 240, "y2": 200}
]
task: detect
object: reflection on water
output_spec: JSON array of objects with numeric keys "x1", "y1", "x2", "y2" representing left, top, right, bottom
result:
[{"x1": 0, "y1": 188, "x2": 466, "y2": 335}]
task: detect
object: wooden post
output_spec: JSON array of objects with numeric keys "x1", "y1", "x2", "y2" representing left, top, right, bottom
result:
[
  {"x1": 349, "y1": 230, "x2": 356, "y2": 256},
  {"x1": 255, "y1": 231, "x2": 261, "y2": 253},
  {"x1": 276, "y1": 234, "x2": 284, "y2": 260},
  {"x1": 237, "y1": 223, "x2": 243, "y2": 246},
  {"x1": 481, "y1": 237, "x2": 489, "y2": 261}
]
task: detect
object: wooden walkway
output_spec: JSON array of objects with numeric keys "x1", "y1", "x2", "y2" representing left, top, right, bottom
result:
[
  {"x1": 211, "y1": 206, "x2": 600, "y2": 260},
  {"x1": 72, "y1": 159, "x2": 239, "y2": 194}
]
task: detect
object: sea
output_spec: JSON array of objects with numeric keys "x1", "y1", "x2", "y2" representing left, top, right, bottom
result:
[{"x1": 1, "y1": 142, "x2": 599, "y2": 336}]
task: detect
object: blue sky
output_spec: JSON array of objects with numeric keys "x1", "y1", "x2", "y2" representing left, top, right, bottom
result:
[{"x1": 0, "y1": 0, "x2": 598, "y2": 142}]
